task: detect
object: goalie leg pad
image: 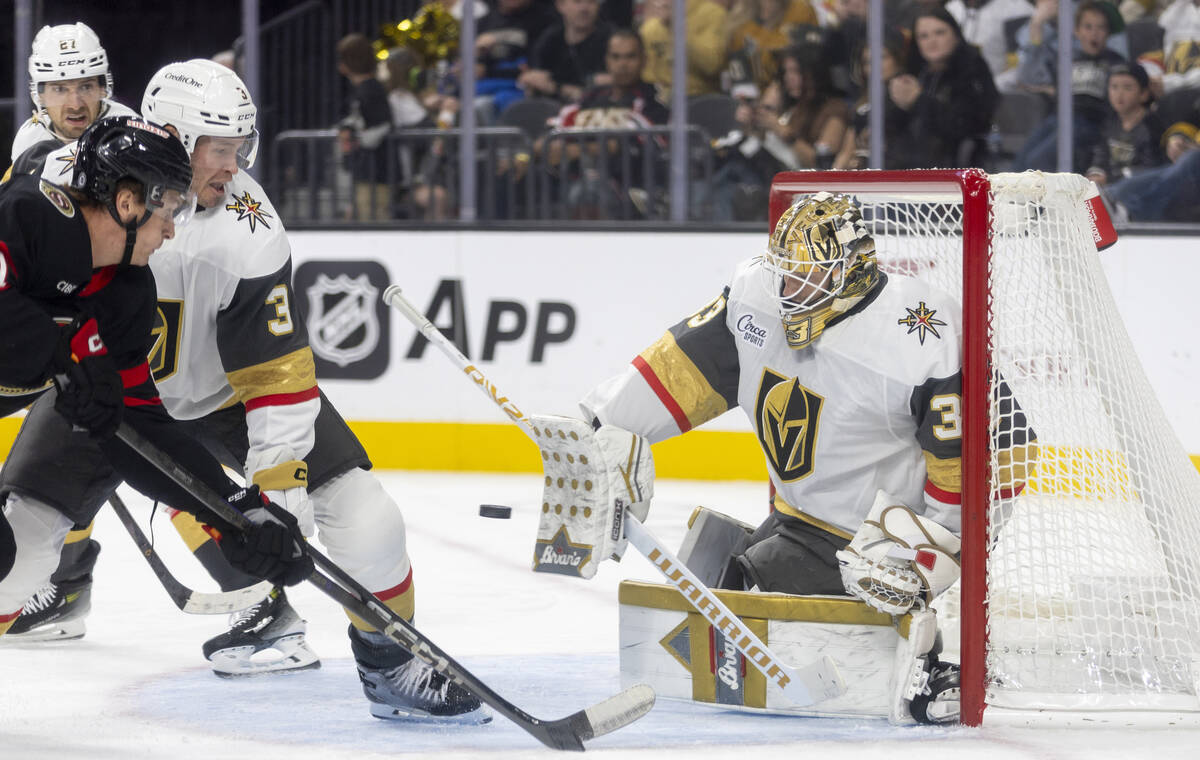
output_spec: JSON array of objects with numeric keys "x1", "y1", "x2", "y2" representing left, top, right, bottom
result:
[
  {"x1": 676, "y1": 507, "x2": 756, "y2": 588},
  {"x1": 311, "y1": 468, "x2": 411, "y2": 592}
]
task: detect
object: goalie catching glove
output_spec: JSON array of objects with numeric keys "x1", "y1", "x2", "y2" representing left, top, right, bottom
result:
[
  {"x1": 532, "y1": 416, "x2": 653, "y2": 579},
  {"x1": 216, "y1": 485, "x2": 313, "y2": 587},
  {"x1": 835, "y1": 490, "x2": 961, "y2": 615}
]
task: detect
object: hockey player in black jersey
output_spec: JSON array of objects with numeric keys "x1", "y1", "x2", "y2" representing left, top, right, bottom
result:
[
  {"x1": 1, "y1": 61, "x2": 487, "y2": 723},
  {"x1": 0, "y1": 116, "x2": 312, "y2": 637}
]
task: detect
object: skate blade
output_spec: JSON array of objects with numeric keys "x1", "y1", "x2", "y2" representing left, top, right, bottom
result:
[
  {"x1": 2, "y1": 618, "x2": 87, "y2": 643},
  {"x1": 368, "y1": 703, "x2": 493, "y2": 725},
  {"x1": 209, "y1": 635, "x2": 321, "y2": 677}
]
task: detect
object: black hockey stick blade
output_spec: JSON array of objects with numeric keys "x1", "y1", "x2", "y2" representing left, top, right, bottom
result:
[
  {"x1": 107, "y1": 492, "x2": 271, "y2": 615},
  {"x1": 114, "y1": 422, "x2": 656, "y2": 750}
]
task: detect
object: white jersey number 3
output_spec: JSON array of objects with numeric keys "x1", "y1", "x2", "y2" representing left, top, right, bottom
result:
[
  {"x1": 266, "y1": 285, "x2": 294, "y2": 335},
  {"x1": 930, "y1": 394, "x2": 962, "y2": 441}
]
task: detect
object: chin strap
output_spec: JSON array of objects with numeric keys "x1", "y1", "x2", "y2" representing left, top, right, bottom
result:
[{"x1": 105, "y1": 202, "x2": 151, "y2": 270}]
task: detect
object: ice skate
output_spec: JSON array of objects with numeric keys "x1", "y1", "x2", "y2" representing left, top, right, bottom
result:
[
  {"x1": 349, "y1": 625, "x2": 490, "y2": 723},
  {"x1": 202, "y1": 587, "x2": 320, "y2": 677},
  {"x1": 4, "y1": 577, "x2": 91, "y2": 642}
]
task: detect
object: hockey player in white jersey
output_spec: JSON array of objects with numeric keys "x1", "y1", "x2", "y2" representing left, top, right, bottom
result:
[
  {"x1": 9, "y1": 22, "x2": 136, "y2": 166},
  {"x1": 575, "y1": 192, "x2": 1034, "y2": 723},
  {"x1": 1, "y1": 59, "x2": 487, "y2": 723}
]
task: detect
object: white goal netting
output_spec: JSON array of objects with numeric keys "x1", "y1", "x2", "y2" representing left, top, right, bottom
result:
[{"x1": 773, "y1": 171, "x2": 1200, "y2": 721}]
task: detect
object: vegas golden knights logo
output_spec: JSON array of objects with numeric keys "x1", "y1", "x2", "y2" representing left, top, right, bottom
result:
[
  {"x1": 150, "y1": 300, "x2": 184, "y2": 382},
  {"x1": 802, "y1": 221, "x2": 843, "y2": 264},
  {"x1": 755, "y1": 368, "x2": 823, "y2": 482}
]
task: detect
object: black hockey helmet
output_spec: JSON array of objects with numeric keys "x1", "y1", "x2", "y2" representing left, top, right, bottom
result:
[{"x1": 70, "y1": 115, "x2": 195, "y2": 267}]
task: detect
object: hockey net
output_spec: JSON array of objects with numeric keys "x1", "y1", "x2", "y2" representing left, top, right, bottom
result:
[{"x1": 768, "y1": 170, "x2": 1200, "y2": 726}]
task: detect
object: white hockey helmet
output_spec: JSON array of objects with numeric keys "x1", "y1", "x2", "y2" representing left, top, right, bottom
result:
[
  {"x1": 28, "y1": 22, "x2": 113, "y2": 107},
  {"x1": 141, "y1": 59, "x2": 259, "y2": 169}
]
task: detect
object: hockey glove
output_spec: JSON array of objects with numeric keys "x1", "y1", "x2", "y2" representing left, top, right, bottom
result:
[
  {"x1": 219, "y1": 486, "x2": 313, "y2": 587},
  {"x1": 51, "y1": 317, "x2": 124, "y2": 439}
]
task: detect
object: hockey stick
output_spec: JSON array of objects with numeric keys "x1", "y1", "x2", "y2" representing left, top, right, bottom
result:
[
  {"x1": 107, "y1": 492, "x2": 273, "y2": 615},
  {"x1": 384, "y1": 285, "x2": 847, "y2": 707},
  {"x1": 113, "y1": 422, "x2": 653, "y2": 751}
]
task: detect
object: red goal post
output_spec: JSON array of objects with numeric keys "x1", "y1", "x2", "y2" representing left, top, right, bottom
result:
[{"x1": 767, "y1": 170, "x2": 1200, "y2": 727}]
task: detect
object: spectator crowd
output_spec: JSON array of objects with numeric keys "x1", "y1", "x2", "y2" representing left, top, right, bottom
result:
[{"x1": 323, "y1": 0, "x2": 1200, "y2": 223}]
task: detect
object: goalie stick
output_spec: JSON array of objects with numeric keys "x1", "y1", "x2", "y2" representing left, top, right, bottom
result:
[
  {"x1": 108, "y1": 492, "x2": 272, "y2": 615},
  {"x1": 113, "y1": 422, "x2": 654, "y2": 751},
  {"x1": 384, "y1": 285, "x2": 847, "y2": 707}
]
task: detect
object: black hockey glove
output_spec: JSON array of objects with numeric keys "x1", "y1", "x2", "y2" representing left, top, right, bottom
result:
[
  {"x1": 51, "y1": 317, "x2": 124, "y2": 440},
  {"x1": 219, "y1": 486, "x2": 313, "y2": 587}
]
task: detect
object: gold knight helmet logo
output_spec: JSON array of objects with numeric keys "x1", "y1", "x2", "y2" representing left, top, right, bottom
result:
[{"x1": 754, "y1": 368, "x2": 823, "y2": 481}]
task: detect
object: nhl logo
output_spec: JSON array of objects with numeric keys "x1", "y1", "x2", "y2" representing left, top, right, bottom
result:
[{"x1": 306, "y1": 273, "x2": 380, "y2": 367}]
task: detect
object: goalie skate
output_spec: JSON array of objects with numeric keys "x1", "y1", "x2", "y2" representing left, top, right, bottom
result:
[
  {"x1": 4, "y1": 578, "x2": 91, "y2": 642},
  {"x1": 201, "y1": 587, "x2": 320, "y2": 677},
  {"x1": 350, "y1": 626, "x2": 491, "y2": 724}
]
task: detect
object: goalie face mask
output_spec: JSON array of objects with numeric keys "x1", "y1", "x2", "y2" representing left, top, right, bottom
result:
[{"x1": 760, "y1": 192, "x2": 880, "y2": 349}]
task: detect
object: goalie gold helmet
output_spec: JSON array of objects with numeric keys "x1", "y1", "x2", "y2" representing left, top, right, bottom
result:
[{"x1": 761, "y1": 191, "x2": 880, "y2": 349}]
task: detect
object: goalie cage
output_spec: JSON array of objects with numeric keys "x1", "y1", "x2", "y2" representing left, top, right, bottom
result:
[{"x1": 768, "y1": 170, "x2": 1200, "y2": 728}]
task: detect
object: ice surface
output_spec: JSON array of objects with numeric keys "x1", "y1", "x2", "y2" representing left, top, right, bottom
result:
[{"x1": 2, "y1": 472, "x2": 1197, "y2": 759}]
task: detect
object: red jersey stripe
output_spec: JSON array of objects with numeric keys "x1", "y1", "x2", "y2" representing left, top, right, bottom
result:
[
  {"x1": 632, "y1": 355, "x2": 691, "y2": 433},
  {"x1": 243, "y1": 386, "x2": 320, "y2": 412}
]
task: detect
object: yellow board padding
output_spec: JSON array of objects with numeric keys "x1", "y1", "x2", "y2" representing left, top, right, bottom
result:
[
  {"x1": 347, "y1": 421, "x2": 769, "y2": 480},
  {"x1": 5, "y1": 415, "x2": 1200, "y2": 484}
]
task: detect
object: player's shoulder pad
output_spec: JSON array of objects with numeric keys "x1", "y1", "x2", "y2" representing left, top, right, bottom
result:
[
  {"x1": 10, "y1": 117, "x2": 57, "y2": 164},
  {"x1": 829, "y1": 273, "x2": 962, "y2": 384},
  {"x1": 10, "y1": 139, "x2": 72, "y2": 183},
  {"x1": 191, "y1": 173, "x2": 289, "y2": 278}
]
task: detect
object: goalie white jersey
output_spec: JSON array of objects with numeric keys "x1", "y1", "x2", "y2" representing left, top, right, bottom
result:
[{"x1": 581, "y1": 256, "x2": 1030, "y2": 536}]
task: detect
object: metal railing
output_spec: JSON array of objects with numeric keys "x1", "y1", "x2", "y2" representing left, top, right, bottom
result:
[
  {"x1": 537, "y1": 125, "x2": 714, "y2": 221},
  {"x1": 270, "y1": 126, "x2": 535, "y2": 222},
  {"x1": 268, "y1": 125, "x2": 717, "y2": 224}
]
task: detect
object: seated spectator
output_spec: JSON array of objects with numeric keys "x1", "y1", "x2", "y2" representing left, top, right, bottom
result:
[
  {"x1": 1159, "y1": 0, "x2": 1200, "y2": 94},
  {"x1": 1105, "y1": 87, "x2": 1200, "y2": 220},
  {"x1": 519, "y1": 0, "x2": 614, "y2": 103},
  {"x1": 889, "y1": 7, "x2": 998, "y2": 168},
  {"x1": 336, "y1": 33, "x2": 394, "y2": 220},
  {"x1": 774, "y1": 46, "x2": 850, "y2": 168},
  {"x1": 727, "y1": 0, "x2": 820, "y2": 90},
  {"x1": 549, "y1": 29, "x2": 671, "y2": 217},
  {"x1": 640, "y1": 0, "x2": 730, "y2": 99},
  {"x1": 477, "y1": 0, "x2": 561, "y2": 116},
  {"x1": 1086, "y1": 62, "x2": 1164, "y2": 185},
  {"x1": 1014, "y1": 0, "x2": 1126, "y2": 171},
  {"x1": 700, "y1": 82, "x2": 801, "y2": 220},
  {"x1": 833, "y1": 29, "x2": 911, "y2": 169},
  {"x1": 945, "y1": 0, "x2": 1036, "y2": 93}
]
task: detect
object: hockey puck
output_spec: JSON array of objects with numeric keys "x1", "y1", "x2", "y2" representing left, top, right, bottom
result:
[{"x1": 479, "y1": 504, "x2": 513, "y2": 519}]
